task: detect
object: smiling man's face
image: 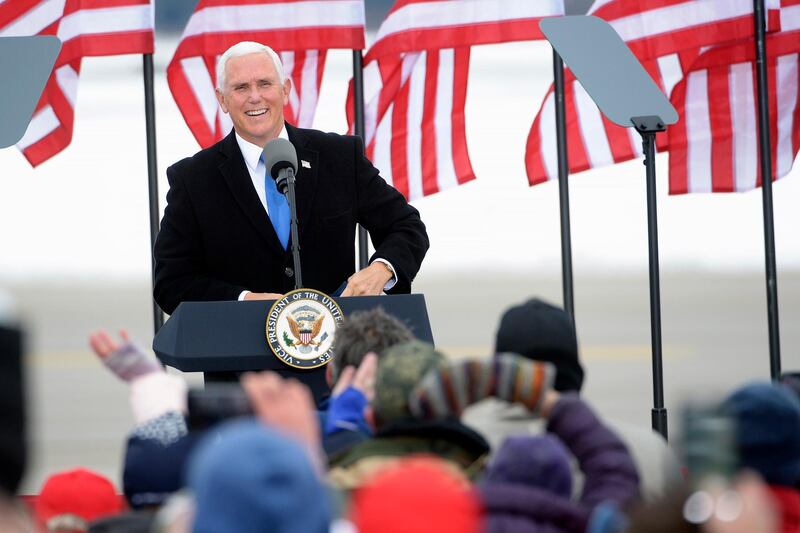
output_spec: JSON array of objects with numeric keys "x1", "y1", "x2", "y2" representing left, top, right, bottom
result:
[{"x1": 216, "y1": 52, "x2": 291, "y2": 147}]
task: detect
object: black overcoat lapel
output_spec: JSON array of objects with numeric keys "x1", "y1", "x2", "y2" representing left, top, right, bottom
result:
[
  {"x1": 217, "y1": 131, "x2": 285, "y2": 255},
  {"x1": 286, "y1": 124, "x2": 319, "y2": 242}
]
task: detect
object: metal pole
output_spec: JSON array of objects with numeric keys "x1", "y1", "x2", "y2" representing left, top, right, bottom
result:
[
  {"x1": 143, "y1": 53, "x2": 164, "y2": 333},
  {"x1": 352, "y1": 50, "x2": 369, "y2": 270},
  {"x1": 284, "y1": 168, "x2": 303, "y2": 289},
  {"x1": 552, "y1": 51, "x2": 575, "y2": 321},
  {"x1": 753, "y1": 0, "x2": 781, "y2": 380},
  {"x1": 641, "y1": 127, "x2": 667, "y2": 440}
]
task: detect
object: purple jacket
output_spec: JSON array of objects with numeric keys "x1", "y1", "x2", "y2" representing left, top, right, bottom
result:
[{"x1": 479, "y1": 394, "x2": 640, "y2": 533}]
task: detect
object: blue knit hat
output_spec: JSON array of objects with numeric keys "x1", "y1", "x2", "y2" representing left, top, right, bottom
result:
[
  {"x1": 482, "y1": 434, "x2": 573, "y2": 498},
  {"x1": 123, "y1": 412, "x2": 193, "y2": 509},
  {"x1": 723, "y1": 382, "x2": 800, "y2": 487},
  {"x1": 187, "y1": 418, "x2": 330, "y2": 533}
]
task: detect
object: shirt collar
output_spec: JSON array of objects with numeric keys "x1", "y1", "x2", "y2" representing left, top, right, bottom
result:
[{"x1": 235, "y1": 125, "x2": 289, "y2": 173}]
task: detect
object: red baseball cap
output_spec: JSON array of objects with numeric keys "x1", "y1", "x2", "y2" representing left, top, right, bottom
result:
[
  {"x1": 35, "y1": 468, "x2": 124, "y2": 531},
  {"x1": 351, "y1": 457, "x2": 483, "y2": 533}
]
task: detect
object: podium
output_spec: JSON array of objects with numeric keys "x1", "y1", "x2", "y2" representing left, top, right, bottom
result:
[{"x1": 152, "y1": 294, "x2": 434, "y2": 402}]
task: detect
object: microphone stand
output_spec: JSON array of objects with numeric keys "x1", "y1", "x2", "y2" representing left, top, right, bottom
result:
[{"x1": 281, "y1": 167, "x2": 303, "y2": 289}]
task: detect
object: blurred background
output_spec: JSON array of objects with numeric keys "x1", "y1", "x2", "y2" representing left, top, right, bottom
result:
[{"x1": 0, "y1": 0, "x2": 798, "y2": 494}]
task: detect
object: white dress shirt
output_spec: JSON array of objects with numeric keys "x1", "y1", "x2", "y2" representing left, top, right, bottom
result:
[
  {"x1": 235, "y1": 129, "x2": 396, "y2": 300},
  {"x1": 235, "y1": 128, "x2": 289, "y2": 216}
]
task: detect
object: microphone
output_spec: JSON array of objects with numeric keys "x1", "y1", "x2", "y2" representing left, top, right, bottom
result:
[
  {"x1": 262, "y1": 138, "x2": 298, "y2": 194},
  {"x1": 261, "y1": 136, "x2": 303, "y2": 288}
]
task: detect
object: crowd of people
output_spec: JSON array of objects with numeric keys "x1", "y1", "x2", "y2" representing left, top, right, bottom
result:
[{"x1": 1, "y1": 298, "x2": 799, "y2": 533}]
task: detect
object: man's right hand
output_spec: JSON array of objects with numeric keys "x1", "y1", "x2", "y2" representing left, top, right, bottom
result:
[{"x1": 243, "y1": 292, "x2": 284, "y2": 301}]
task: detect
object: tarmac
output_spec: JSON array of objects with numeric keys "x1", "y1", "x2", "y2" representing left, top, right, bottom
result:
[{"x1": 7, "y1": 271, "x2": 800, "y2": 493}]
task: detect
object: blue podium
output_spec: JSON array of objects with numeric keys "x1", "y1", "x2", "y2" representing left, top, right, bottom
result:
[{"x1": 152, "y1": 294, "x2": 434, "y2": 402}]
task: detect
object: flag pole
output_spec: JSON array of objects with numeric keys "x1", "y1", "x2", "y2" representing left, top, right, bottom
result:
[
  {"x1": 352, "y1": 50, "x2": 369, "y2": 270},
  {"x1": 753, "y1": 0, "x2": 781, "y2": 380},
  {"x1": 552, "y1": 51, "x2": 575, "y2": 321},
  {"x1": 143, "y1": 52, "x2": 163, "y2": 333}
]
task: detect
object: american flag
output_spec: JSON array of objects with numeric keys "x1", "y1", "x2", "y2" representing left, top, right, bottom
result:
[
  {"x1": 167, "y1": 0, "x2": 365, "y2": 149},
  {"x1": 0, "y1": 0, "x2": 154, "y2": 167},
  {"x1": 668, "y1": 0, "x2": 800, "y2": 194},
  {"x1": 348, "y1": 0, "x2": 564, "y2": 201},
  {"x1": 525, "y1": 0, "x2": 782, "y2": 188}
]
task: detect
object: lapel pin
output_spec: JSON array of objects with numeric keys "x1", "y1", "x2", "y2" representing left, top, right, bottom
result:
[{"x1": 301, "y1": 160, "x2": 311, "y2": 169}]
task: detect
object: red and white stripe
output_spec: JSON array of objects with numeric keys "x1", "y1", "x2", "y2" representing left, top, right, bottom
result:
[
  {"x1": 167, "y1": 0, "x2": 365, "y2": 149},
  {"x1": 668, "y1": 0, "x2": 800, "y2": 194},
  {"x1": 0, "y1": 0, "x2": 154, "y2": 167},
  {"x1": 526, "y1": 0, "x2": 782, "y2": 187},
  {"x1": 351, "y1": 0, "x2": 564, "y2": 201}
]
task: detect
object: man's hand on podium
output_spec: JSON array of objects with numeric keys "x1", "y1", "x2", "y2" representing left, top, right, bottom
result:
[
  {"x1": 341, "y1": 262, "x2": 393, "y2": 297},
  {"x1": 243, "y1": 292, "x2": 284, "y2": 301}
]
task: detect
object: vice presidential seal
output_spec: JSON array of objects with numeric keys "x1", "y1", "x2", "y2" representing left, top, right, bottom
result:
[{"x1": 266, "y1": 289, "x2": 343, "y2": 369}]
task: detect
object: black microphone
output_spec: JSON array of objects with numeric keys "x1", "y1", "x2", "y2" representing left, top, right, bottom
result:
[
  {"x1": 262, "y1": 138, "x2": 298, "y2": 194},
  {"x1": 261, "y1": 137, "x2": 303, "y2": 288}
]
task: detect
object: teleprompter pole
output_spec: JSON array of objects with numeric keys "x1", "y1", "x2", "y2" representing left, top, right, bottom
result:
[
  {"x1": 633, "y1": 116, "x2": 668, "y2": 441},
  {"x1": 143, "y1": 53, "x2": 164, "y2": 333},
  {"x1": 552, "y1": 51, "x2": 575, "y2": 321},
  {"x1": 753, "y1": 0, "x2": 782, "y2": 380},
  {"x1": 352, "y1": 50, "x2": 369, "y2": 270}
]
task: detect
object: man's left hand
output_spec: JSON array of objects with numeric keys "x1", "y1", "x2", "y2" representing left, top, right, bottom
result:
[{"x1": 341, "y1": 262, "x2": 393, "y2": 296}]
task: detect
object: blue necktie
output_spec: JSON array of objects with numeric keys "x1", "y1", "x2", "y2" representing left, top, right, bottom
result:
[{"x1": 264, "y1": 163, "x2": 290, "y2": 249}]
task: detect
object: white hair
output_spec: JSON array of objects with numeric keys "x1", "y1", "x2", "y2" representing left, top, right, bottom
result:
[{"x1": 215, "y1": 41, "x2": 286, "y2": 91}]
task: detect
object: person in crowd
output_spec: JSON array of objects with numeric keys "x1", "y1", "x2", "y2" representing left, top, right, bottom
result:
[
  {"x1": 326, "y1": 348, "x2": 558, "y2": 484},
  {"x1": 34, "y1": 468, "x2": 124, "y2": 533},
  {"x1": 121, "y1": 413, "x2": 193, "y2": 511},
  {"x1": 322, "y1": 352, "x2": 378, "y2": 456},
  {"x1": 320, "y1": 307, "x2": 415, "y2": 452},
  {"x1": 462, "y1": 297, "x2": 682, "y2": 502},
  {"x1": 349, "y1": 457, "x2": 484, "y2": 533},
  {"x1": 153, "y1": 40, "x2": 428, "y2": 314},
  {"x1": 0, "y1": 291, "x2": 26, "y2": 498},
  {"x1": 88, "y1": 330, "x2": 187, "y2": 425},
  {"x1": 623, "y1": 472, "x2": 779, "y2": 533},
  {"x1": 83, "y1": 413, "x2": 195, "y2": 533},
  {"x1": 186, "y1": 372, "x2": 329, "y2": 533},
  {"x1": 0, "y1": 493, "x2": 32, "y2": 533},
  {"x1": 478, "y1": 389, "x2": 640, "y2": 532},
  {"x1": 781, "y1": 372, "x2": 800, "y2": 399},
  {"x1": 186, "y1": 419, "x2": 328, "y2": 533},
  {"x1": 327, "y1": 341, "x2": 490, "y2": 490},
  {"x1": 328, "y1": 307, "x2": 414, "y2": 383},
  {"x1": 722, "y1": 382, "x2": 800, "y2": 533},
  {"x1": 88, "y1": 330, "x2": 194, "y2": 530}
]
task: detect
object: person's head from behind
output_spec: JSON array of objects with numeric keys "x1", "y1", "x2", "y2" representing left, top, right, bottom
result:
[
  {"x1": 215, "y1": 41, "x2": 290, "y2": 148},
  {"x1": 35, "y1": 468, "x2": 123, "y2": 533},
  {"x1": 482, "y1": 435, "x2": 572, "y2": 498},
  {"x1": 187, "y1": 418, "x2": 329, "y2": 533},
  {"x1": 351, "y1": 457, "x2": 482, "y2": 533},
  {"x1": 722, "y1": 381, "x2": 800, "y2": 488},
  {"x1": 122, "y1": 415, "x2": 194, "y2": 511},
  {"x1": 371, "y1": 340, "x2": 445, "y2": 429},
  {"x1": 494, "y1": 298, "x2": 583, "y2": 393},
  {"x1": 330, "y1": 308, "x2": 414, "y2": 383}
]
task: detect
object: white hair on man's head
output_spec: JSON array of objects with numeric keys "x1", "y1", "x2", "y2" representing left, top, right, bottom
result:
[{"x1": 216, "y1": 41, "x2": 286, "y2": 90}]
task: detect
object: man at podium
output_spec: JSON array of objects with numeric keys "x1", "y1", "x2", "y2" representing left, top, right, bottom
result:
[{"x1": 154, "y1": 41, "x2": 429, "y2": 315}]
